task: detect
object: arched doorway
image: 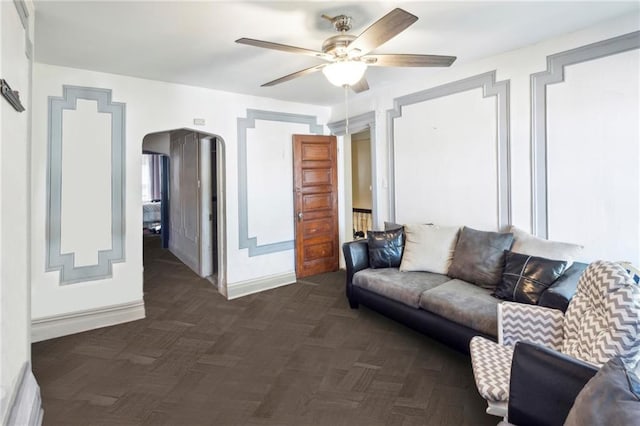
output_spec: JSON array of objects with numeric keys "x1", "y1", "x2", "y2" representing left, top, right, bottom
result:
[{"x1": 141, "y1": 128, "x2": 227, "y2": 295}]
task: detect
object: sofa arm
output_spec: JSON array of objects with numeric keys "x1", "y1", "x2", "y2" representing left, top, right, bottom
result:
[
  {"x1": 508, "y1": 341, "x2": 598, "y2": 426},
  {"x1": 342, "y1": 240, "x2": 370, "y2": 304},
  {"x1": 538, "y1": 262, "x2": 588, "y2": 312},
  {"x1": 498, "y1": 302, "x2": 564, "y2": 350}
]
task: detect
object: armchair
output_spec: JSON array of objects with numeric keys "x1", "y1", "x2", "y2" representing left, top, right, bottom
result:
[{"x1": 469, "y1": 260, "x2": 640, "y2": 421}]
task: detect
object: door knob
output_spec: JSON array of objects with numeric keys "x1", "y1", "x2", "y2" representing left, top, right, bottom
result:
[{"x1": 297, "y1": 212, "x2": 303, "y2": 221}]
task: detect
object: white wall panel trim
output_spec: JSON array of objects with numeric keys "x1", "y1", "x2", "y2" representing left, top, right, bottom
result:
[
  {"x1": 327, "y1": 111, "x2": 378, "y2": 226},
  {"x1": 387, "y1": 71, "x2": 511, "y2": 227},
  {"x1": 237, "y1": 109, "x2": 323, "y2": 256},
  {"x1": 12, "y1": 0, "x2": 29, "y2": 29},
  {"x1": 531, "y1": 31, "x2": 640, "y2": 238},
  {"x1": 6, "y1": 362, "x2": 43, "y2": 426},
  {"x1": 226, "y1": 272, "x2": 296, "y2": 300},
  {"x1": 46, "y1": 86, "x2": 126, "y2": 284},
  {"x1": 31, "y1": 299, "x2": 145, "y2": 343}
]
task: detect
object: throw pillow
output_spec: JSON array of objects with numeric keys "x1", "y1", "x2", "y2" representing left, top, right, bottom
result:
[
  {"x1": 384, "y1": 221, "x2": 403, "y2": 231},
  {"x1": 448, "y1": 227, "x2": 514, "y2": 289},
  {"x1": 510, "y1": 226, "x2": 583, "y2": 268},
  {"x1": 399, "y1": 224, "x2": 460, "y2": 275},
  {"x1": 493, "y1": 251, "x2": 568, "y2": 305},
  {"x1": 367, "y1": 228, "x2": 404, "y2": 269},
  {"x1": 564, "y1": 356, "x2": 640, "y2": 426}
]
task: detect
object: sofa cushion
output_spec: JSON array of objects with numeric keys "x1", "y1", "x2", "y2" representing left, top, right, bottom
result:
[
  {"x1": 448, "y1": 227, "x2": 514, "y2": 290},
  {"x1": 400, "y1": 224, "x2": 460, "y2": 275},
  {"x1": 565, "y1": 356, "x2": 640, "y2": 426},
  {"x1": 419, "y1": 279, "x2": 500, "y2": 336},
  {"x1": 510, "y1": 226, "x2": 582, "y2": 268},
  {"x1": 353, "y1": 268, "x2": 450, "y2": 308},
  {"x1": 367, "y1": 228, "x2": 404, "y2": 269},
  {"x1": 493, "y1": 251, "x2": 568, "y2": 305}
]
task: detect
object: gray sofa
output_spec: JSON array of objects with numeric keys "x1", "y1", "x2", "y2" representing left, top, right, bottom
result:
[{"x1": 343, "y1": 239, "x2": 587, "y2": 353}]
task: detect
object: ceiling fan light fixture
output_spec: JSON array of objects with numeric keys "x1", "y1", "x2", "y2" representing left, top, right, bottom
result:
[{"x1": 322, "y1": 60, "x2": 367, "y2": 87}]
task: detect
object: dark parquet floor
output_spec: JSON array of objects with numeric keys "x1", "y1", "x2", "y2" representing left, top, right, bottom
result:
[{"x1": 32, "y1": 236, "x2": 495, "y2": 426}]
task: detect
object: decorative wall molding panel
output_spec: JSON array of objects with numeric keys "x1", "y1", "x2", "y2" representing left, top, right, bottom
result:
[
  {"x1": 387, "y1": 71, "x2": 511, "y2": 228},
  {"x1": 46, "y1": 86, "x2": 126, "y2": 284},
  {"x1": 328, "y1": 111, "x2": 379, "y2": 227},
  {"x1": 327, "y1": 111, "x2": 375, "y2": 135},
  {"x1": 531, "y1": 31, "x2": 640, "y2": 238},
  {"x1": 237, "y1": 109, "x2": 323, "y2": 257},
  {"x1": 13, "y1": 0, "x2": 29, "y2": 30},
  {"x1": 31, "y1": 299, "x2": 145, "y2": 343},
  {"x1": 226, "y1": 271, "x2": 297, "y2": 300},
  {"x1": 13, "y1": 0, "x2": 32, "y2": 59},
  {"x1": 6, "y1": 362, "x2": 43, "y2": 426}
]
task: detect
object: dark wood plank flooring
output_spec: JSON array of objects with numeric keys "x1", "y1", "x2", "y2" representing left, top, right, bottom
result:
[{"x1": 32, "y1": 236, "x2": 495, "y2": 425}]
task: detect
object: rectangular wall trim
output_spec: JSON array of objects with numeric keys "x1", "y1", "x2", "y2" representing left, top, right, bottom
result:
[
  {"x1": 530, "y1": 30, "x2": 640, "y2": 238},
  {"x1": 237, "y1": 109, "x2": 323, "y2": 257},
  {"x1": 31, "y1": 300, "x2": 145, "y2": 343},
  {"x1": 386, "y1": 71, "x2": 511, "y2": 228},
  {"x1": 46, "y1": 85, "x2": 126, "y2": 284},
  {"x1": 226, "y1": 272, "x2": 297, "y2": 300}
]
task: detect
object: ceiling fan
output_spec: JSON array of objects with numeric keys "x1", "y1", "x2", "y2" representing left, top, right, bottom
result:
[{"x1": 236, "y1": 8, "x2": 456, "y2": 93}]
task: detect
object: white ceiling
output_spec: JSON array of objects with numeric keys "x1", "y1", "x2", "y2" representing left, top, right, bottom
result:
[{"x1": 34, "y1": 1, "x2": 639, "y2": 106}]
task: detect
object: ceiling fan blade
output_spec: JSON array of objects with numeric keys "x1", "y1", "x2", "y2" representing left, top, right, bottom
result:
[
  {"x1": 364, "y1": 54, "x2": 457, "y2": 67},
  {"x1": 236, "y1": 38, "x2": 330, "y2": 59},
  {"x1": 350, "y1": 78, "x2": 369, "y2": 93},
  {"x1": 261, "y1": 64, "x2": 327, "y2": 87},
  {"x1": 347, "y1": 8, "x2": 418, "y2": 56}
]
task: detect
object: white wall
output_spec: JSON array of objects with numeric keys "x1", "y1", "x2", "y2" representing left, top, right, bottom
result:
[
  {"x1": 0, "y1": 0, "x2": 34, "y2": 421},
  {"x1": 546, "y1": 49, "x2": 640, "y2": 262},
  {"x1": 31, "y1": 63, "x2": 330, "y2": 327},
  {"x1": 394, "y1": 88, "x2": 498, "y2": 230},
  {"x1": 330, "y1": 13, "x2": 640, "y2": 264}
]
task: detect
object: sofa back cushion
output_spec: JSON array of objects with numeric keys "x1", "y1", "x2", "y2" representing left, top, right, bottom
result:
[
  {"x1": 448, "y1": 227, "x2": 514, "y2": 290},
  {"x1": 399, "y1": 224, "x2": 460, "y2": 275},
  {"x1": 562, "y1": 261, "x2": 640, "y2": 368}
]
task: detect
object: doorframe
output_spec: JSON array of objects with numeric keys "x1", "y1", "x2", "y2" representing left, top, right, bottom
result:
[
  {"x1": 327, "y1": 111, "x2": 378, "y2": 236},
  {"x1": 141, "y1": 129, "x2": 227, "y2": 296}
]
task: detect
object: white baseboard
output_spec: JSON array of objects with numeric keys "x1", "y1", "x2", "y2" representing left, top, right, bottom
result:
[
  {"x1": 226, "y1": 271, "x2": 296, "y2": 300},
  {"x1": 31, "y1": 299, "x2": 145, "y2": 343},
  {"x1": 5, "y1": 362, "x2": 43, "y2": 426}
]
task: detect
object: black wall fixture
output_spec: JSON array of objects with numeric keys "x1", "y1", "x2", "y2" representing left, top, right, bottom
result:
[{"x1": 1, "y1": 79, "x2": 25, "y2": 112}]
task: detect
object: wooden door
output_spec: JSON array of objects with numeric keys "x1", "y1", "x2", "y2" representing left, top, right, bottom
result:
[{"x1": 293, "y1": 134, "x2": 339, "y2": 278}]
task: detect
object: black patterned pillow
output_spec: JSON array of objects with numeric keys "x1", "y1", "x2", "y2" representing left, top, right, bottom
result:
[
  {"x1": 494, "y1": 251, "x2": 567, "y2": 305},
  {"x1": 367, "y1": 228, "x2": 404, "y2": 269}
]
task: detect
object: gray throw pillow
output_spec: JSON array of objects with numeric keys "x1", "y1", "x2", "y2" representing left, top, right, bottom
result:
[
  {"x1": 384, "y1": 221, "x2": 403, "y2": 231},
  {"x1": 448, "y1": 227, "x2": 514, "y2": 289},
  {"x1": 565, "y1": 356, "x2": 640, "y2": 426}
]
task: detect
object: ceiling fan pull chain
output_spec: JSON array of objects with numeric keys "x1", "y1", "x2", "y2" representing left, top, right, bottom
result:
[{"x1": 345, "y1": 84, "x2": 349, "y2": 134}]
